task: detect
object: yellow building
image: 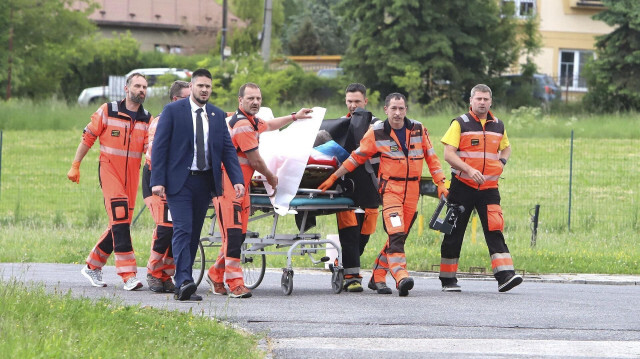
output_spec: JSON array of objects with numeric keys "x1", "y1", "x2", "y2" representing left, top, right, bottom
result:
[{"x1": 505, "y1": 0, "x2": 614, "y2": 99}]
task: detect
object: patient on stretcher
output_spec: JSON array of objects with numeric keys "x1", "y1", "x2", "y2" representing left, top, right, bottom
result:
[{"x1": 252, "y1": 130, "x2": 349, "y2": 191}]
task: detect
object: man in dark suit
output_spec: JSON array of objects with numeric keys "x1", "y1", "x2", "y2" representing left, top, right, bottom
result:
[{"x1": 151, "y1": 68, "x2": 244, "y2": 301}]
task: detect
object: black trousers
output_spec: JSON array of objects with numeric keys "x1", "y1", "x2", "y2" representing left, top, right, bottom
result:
[{"x1": 440, "y1": 177, "x2": 514, "y2": 284}]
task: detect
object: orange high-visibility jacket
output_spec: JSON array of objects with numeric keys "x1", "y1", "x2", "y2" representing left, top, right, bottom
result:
[
  {"x1": 82, "y1": 100, "x2": 151, "y2": 188},
  {"x1": 451, "y1": 111, "x2": 504, "y2": 190},
  {"x1": 343, "y1": 117, "x2": 445, "y2": 187},
  {"x1": 227, "y1": 109, "x2": 268, "y2": 171},
  {"x1": 144, "y1": 113, "x2": 160, "y2": 167}
]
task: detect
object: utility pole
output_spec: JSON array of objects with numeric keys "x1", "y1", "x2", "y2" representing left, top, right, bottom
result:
[
  {"x1": 221, "y1": 0, "x2": 228, "y2": 62},
  {"x1": 261, "y1": 0, "x2": 272, "y2": 64},
  {"x1": 6, "y1": 5, "x2": 14, "y2": 100}
]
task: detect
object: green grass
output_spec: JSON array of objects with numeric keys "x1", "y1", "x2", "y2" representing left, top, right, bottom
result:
[
  {"x1": 0, "y1": 280, "x2": 263, "y2": 358},
  {"x1": 0, "y1": 100, "x2": 638, "y2": 274}
]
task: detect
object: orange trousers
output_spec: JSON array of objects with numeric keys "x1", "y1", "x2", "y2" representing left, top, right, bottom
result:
[
  {"x1": 371, "y1": 180, "x2": 419, "y2": 288},
  {"x1": 85, "y1": 160, "x2": 140, "y2": 282},
  {"x1": 144, "y1": 194, "x2": 175, "y2": 281},
  {"x1": 208, "y1": 166, "x2": 252, "y2": 291}
]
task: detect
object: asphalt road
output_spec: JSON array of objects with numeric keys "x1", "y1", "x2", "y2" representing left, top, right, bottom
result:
[{"x1": 1, "y1": 263, "x2": 639, "y2": 358}]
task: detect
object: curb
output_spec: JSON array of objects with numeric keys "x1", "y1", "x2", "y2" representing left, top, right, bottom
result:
[
  {"x1": 293, "y1": 267, "x2": 640, "y2": 286},
  {"x1": 409, "y1": 271, "x2": 640, "y2": 286}
]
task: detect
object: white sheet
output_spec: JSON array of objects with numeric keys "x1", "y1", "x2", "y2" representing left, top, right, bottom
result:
[{"x1": 256, "y1": 107, "x2": 326, "y2": 215}]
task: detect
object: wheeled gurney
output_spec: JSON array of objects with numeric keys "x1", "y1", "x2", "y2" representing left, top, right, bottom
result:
[{"x1": 194, "y1": 160, "x2": 355, "y2": 295}]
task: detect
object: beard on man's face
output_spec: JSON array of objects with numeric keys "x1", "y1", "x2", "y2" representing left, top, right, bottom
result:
[
  {"x1": 130, "y1": 92, "x2": 145, "y2": 104},
  {"x1": 194, "y1": 96, "x2": 209, "y2": 105}
]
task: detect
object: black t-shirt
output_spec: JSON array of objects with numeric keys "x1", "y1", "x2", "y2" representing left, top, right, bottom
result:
[
  {"x1": 393, "y1": 125, "x2": 408, "y2": 156},
  {"x1": 122, "y1": 108, "x2": 138, "y2": 121}
]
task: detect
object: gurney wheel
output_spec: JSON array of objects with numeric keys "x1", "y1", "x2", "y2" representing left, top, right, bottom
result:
[
  {"x1": 193, "y1": 240, "x2": 206, "y2": 287},
  {"x1": 331, "y1": 268, "x2": 344, "y2": 294},
  {"x1": 281, "y1": 269, "x2": 294, "y2": 296},
  {"x1": 242, "y1": 248, "x2": 266, "y2": 290}
]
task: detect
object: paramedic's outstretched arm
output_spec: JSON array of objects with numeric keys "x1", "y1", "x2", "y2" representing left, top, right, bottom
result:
[
  {"x1": 332, "y1": 165, "x2": 351, "y2": 180},
  {"x1": 246, "y1": 149, "x2": 278, "y2": 189},
  {"x1": 266, "y1": 108, "x2": 313, "y2": 131},
  {"x1": 318, "y1": 165, "x2": 351, "y2": 192},
  {"x1": 444, "y1": 144, "x2": 485, "y2": 185},
  {"x1": 319, "y1": 127, "x2": 378, "y2": 191},
  {"x1": 67, "y1": 143, "x2": 91, "y2": 184}
]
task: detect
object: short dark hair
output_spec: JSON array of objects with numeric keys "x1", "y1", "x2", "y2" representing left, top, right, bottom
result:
[
  {"x1": 191, "y1": 68, "x2": 212, "y2": 81},
  {"x1": 238, "y1": 82, "x2": 261, "y2": 98},
  {"x1": 168, "y1": 80, "x2": 190, "y2": 101},
  {"x1": 384, "y1": 92, "x2": 407, "y2": 107},
  {"x1": 313, "y1": 130, "x2": 333, "y2": 147},
  {"x1": 126, "y1": 72, "x2": 146, "y2": 86},
  {"x1": 345, "y1": 83, "x2": 367, "y2": 97}
]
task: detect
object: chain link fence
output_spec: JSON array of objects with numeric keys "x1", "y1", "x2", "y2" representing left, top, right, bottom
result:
[{"x1": 0, "y1": 127, "x2": 637, "y2": 245}]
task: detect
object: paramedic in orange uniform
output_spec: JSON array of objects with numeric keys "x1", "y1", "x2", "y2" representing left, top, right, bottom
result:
[
  {"x1": 68, "y1": 73, "x2": 151, "y2": 291},
  {"x1": 142, "y1": 80, "x2": 190, "y2": 293},
  {"x1": 320, "y1": 93, "x2": 448, "y2": 296},
  {"x1": 206, "y1": 82, "x2": 313, "y2": 298},
  {"x1": 439, "y1": 84, "x2": 522, "y2": 293}
]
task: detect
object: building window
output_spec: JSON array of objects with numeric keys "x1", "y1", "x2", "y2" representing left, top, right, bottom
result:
[
  {"x1": 575, "y1": 0, "x2": 604, "y2": 8},
  {"x1": 156, "y1": 44, "x2": 182, "y2": 54},
  {"x1": 155, "y1": 44, "x2": 169, "y2": 53},
  {"x1": 558, "y1": 50, "x2": 594, "y2": 91},
  {"x1": 502, "y1": 0, "x2": 536, "y2": 18}
]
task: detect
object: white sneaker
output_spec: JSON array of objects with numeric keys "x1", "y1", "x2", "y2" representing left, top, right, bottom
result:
[
  {"x1": 81, "y1": 265, "x2": 106, "y2": 287},
  {"x1": 123, "y1": 277, "x2": 143, "y2": 291}
]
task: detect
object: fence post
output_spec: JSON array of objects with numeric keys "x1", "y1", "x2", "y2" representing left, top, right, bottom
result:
[
  {"x1": 530, "y1": 204, "x2": 540, "y2": 247},
  {"x1": 0, "y1": 130, "x2": 3, "y2": 199},
  {"x1": 568, "y1": 130, "x2": 574, "y2": 232},
  {"x1": 131, "y1": 204, "x2": 146, "y2": 227}
]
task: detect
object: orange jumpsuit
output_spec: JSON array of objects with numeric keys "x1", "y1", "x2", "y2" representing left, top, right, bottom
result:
[
  {"x1": 343, "y1": 117, "x2": 445, "y2": 287},
  {"x1": 208, "y1": 109, "x2": 267, "y2": 291},
  {"x1": 84, "y1": 100, "x2": 150, "y2": 281},
  {"x1": 142, "y1": 114, "x2": 175, "y2": 282}
]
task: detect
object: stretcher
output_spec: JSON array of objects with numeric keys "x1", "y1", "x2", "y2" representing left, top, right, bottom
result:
[
  {"x1": 193, "y1": 172, "x2": 437, "y2": 295},
  {"x1": 194, "y1": 160, "x2": 355, "y2": 295}
]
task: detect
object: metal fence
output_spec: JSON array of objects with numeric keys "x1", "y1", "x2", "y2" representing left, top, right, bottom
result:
[{"x1": 0, "y1": 129, "x2": 637, "y2": 244}]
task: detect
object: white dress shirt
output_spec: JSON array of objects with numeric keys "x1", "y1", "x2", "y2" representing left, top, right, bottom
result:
[{"x1": 189, "y1": 97, "x2": 210, "y2": 171}]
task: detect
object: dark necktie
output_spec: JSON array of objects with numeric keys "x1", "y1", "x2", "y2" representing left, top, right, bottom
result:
[{"x1": 195, "y1": 108, "x2": 206, "y2": 170}]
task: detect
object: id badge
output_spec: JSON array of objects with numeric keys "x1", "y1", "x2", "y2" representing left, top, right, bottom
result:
[{"x1": 390, "y1": 213, "x2": 402, "y2": 227}]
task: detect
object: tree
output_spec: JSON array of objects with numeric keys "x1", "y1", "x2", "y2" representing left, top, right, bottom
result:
[
  {"x1": 0, "y1": 0, "x2": 97, "y2": 99},
  {"x1": 519, "y1": 14, "x2": 542, "y2": 77},
  {"x1": 228, "y1": 0, "x2": 285, "y2": 56},
  {"x1": 60, "y1": 33, "x2": 142, "y2": 101},
  {"x1": 583, "y1": 0, "x2": 640, "y2": 112},
  {"x1": 282, "y1": 0, "x2": 350, "y2": 55},
  {"x1": 336, "y1": 0, "x2": 519, "y2": 104},
  {"x1": 286, "y1": 17, "x2": 321, "y2": 55}
]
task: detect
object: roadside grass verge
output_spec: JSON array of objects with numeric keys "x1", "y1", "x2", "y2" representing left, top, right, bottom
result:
[{"x1": 0, "y1": 279, "x2": 263, "y2": 358}]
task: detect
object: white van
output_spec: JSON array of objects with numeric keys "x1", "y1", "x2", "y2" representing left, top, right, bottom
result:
[{"x1": 77, "y1": 68, "x2": 192, "y2": 106}]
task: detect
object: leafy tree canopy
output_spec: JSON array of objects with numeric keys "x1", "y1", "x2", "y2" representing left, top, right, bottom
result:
[
  {"x1": 228, "y1": 0, "x2": 285, "y2": 56},
  {"x1": 282, "y1": 0, "x2": 349, "y2": 55},
  {"x1": 336, "y1": 0, "x2": 519, "y2": 105},
  {"x1": 583, "y1": 0, "x2": 640, "y2": 112},
  {"x1": 0, "y1": 0, "x2": 97, "y2": 98}
]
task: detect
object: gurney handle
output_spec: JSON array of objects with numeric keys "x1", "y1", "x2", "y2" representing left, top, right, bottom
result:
[{"x1": 297, "y1": 188, "x2": 341, "y2": 198}]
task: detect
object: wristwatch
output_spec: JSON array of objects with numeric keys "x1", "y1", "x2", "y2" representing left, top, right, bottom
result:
[
  {"x1": 499, "y1": 158, "x2": 507, "y2": 166},
  {"x1": 291, "y1": 112, "x2": 297, "y2": 121}
]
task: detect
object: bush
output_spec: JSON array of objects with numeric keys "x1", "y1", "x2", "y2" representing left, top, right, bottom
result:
[{"x1": 206, "y1": 54, "x2": 344, "y2": 107}]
